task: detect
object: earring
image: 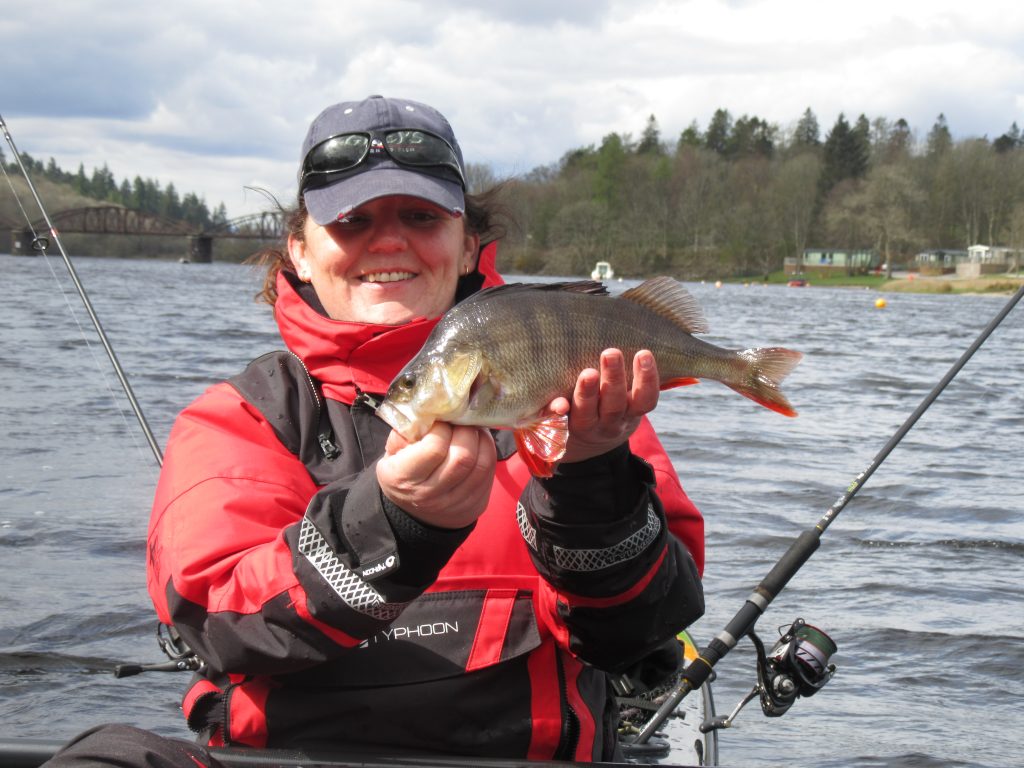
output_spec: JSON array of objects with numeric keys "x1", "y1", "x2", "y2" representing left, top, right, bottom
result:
[{"x1": 299, "y1": 268, "x2": 312, "y2": 282}]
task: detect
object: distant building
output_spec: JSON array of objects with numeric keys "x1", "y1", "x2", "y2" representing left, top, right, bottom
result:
[
  {"x1": 914, "y1": 249, "x2": 967, "y2": 274},
  {"x1": 957, "y1": 244, "x2": 1021, "y2": 277},
  {"x1": 785, "y1": 248, "x2": 880, "y2": 276},
  {"x1": 967, "y1": 244, "x2": 1015, "y2": 263}
]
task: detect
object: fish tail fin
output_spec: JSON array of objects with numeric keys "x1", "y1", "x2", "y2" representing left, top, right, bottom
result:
[
  {"x1": 514, "y1": 413, "x2": 569, "y2": 478},
  {"x1": 728, "y1": 347, "x2": 803, "y2": 417}
]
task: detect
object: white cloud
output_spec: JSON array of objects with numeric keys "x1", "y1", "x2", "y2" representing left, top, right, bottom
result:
[{"x1": 2, "y1": 0, "x2": 1021, "y2": 219}]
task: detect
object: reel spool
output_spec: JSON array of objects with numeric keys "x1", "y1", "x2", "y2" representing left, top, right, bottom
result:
[{"x1": 756, "y1": 618, "x2": 837, "y2": 716}]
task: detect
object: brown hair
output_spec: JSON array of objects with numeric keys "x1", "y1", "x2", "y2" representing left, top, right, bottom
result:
[{"x1": 248, "y1": 186, "x2": 510, "y2": 306}]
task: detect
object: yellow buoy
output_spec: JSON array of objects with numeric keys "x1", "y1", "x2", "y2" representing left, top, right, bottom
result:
[{"x1": 875, "y1": 297, "x2": 887, "y2": 309}]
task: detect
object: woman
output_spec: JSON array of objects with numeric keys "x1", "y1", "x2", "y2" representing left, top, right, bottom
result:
[{"x1": 54, "y1": 95, "x2": 705, "y2": 766}]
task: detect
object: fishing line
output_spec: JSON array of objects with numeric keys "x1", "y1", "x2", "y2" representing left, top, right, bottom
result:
[
  {"x1": 0, "y1": 161, "x2": 148, "y2": 465},
  {"x1": 633, "y1": 280, "x2": 1024, "y2": 744},
  {"x1": 1, "y1": 113, "x2": 164, "y2": 467}
]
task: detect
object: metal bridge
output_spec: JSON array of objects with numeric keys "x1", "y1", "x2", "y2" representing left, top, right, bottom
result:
[{"x1": 7, "y1": 206, "x2": 287, "y2": 262}]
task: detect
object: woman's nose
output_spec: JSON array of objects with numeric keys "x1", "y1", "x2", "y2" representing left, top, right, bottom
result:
[{"x1": 367, "y1": 216, "x2": 407, "y2": 253}]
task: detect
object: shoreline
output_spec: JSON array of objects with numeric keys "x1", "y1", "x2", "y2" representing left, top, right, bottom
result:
[
  {"x1": 878, "y1": 275, "x2": 1024, "y2": 295},
  {"x1": 742, "y1": 271, "x2": 1024, "y2": 295}
]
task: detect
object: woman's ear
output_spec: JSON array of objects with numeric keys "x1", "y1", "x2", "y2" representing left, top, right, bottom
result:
[
  {"x1": 287, "y1": 234, "x2": 312, "y2": 282},
  {"x1": 463, "y1": 231, "x2": 481, "y2": 275}
]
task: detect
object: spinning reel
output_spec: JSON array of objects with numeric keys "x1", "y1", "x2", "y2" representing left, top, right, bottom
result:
[{"x1": 705, "y1": 617, "x2": 837, "y2": 730}]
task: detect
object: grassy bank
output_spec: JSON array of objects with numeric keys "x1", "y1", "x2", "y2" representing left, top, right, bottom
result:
[
  {"x1": 743, "y1": 271, "x2": 1024, "y2": 295},
  {"x1": 878, "y1": 276, "x2": 1024, "y2": 295}
]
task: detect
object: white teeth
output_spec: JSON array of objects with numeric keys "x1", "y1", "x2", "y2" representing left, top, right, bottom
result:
[{"x1": 363, "y1": 271, "x2": 416, "y2": 283}]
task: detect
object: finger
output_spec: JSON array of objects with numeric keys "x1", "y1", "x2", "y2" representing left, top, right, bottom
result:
[
  {"x1": 570, "y1": 368, "x2": 600, "y2": 429},
  {"x1": 385, "y1": 429, "x2": 412, "y2": 456},
  {"x1": 598, "y1": 349, "x2": 629, "y2": 419},
  {"x1": 441, "y1": 425, "x2": 486, "y2": 485},
  {"x1": 629, "y1": 350, "x2": 660, "y2": 414},
  {"x1": 391, "y1": 422, "x2": 454, "y2": 483},
  {"x1": 544, "y1": 396, "x2": 571, "y2": 417}
]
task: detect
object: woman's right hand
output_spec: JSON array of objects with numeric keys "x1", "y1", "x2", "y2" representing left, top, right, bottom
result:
[{"x1": 377, "y1": 423, "x2": 497, "y2": 529}]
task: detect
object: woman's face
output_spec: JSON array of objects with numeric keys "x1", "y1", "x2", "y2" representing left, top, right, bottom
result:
[{"x1": 288, "y1": 195, "x2": 478, "y2": 325}]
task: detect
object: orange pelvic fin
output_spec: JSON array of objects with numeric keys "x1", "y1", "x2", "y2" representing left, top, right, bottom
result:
[
  {"x1": 730, "y1": 347, "x2": 803, "y2": 417},
  {"x1": 513, "y1": 413, "x2": 569, "y2": 478},
  {"x1": 660, "y1": 376, "x2": 700, "y2": 391}
]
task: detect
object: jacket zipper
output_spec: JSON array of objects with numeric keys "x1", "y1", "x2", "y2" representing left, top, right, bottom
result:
[
  {"x1": 289, "y1": 352, "x2": 340, "y2": 460},
  {"x1": 554, "y1": 649, "x2": 580, "y2": 760}
]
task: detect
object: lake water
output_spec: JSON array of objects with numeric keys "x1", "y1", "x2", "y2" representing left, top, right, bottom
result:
[{"x1": 1, "y1": 254, "x2": 1021, "y2": 767}]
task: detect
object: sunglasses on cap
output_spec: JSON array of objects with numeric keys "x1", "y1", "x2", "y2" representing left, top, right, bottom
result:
[{"x1": 299, "y1": 129, "x2": 466, "y2": 192}]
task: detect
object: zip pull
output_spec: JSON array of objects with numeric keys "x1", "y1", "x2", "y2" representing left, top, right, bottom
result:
[
  {"x1": 354, "y1": 390, "x2": 382, "y2": 412},
  {"x1": 317, "y1": 407, "x2": 341, "y2": 460}
]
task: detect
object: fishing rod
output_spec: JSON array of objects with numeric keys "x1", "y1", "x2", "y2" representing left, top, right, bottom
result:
[
  {"x1": 632, "y1": 281, "x2": 1024, "y2": 744},
  {"x1": 0, "y1": 113, "x2": 163, "y2": 467}
]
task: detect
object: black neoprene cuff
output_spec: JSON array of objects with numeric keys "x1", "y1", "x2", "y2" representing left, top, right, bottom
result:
[
  {"x1": 380, "y1": 493, "x2": 475, "y2": 588},
  {"x1": 535, "y1": 443, "x2": 651, "y2": 524}
]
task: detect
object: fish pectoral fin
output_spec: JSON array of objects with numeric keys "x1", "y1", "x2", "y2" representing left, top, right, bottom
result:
[
  {"x1": 513, "y1": 414, "x2": 569, "y2": 478},
  {"x1": 660, "y1": 376, "x2": 700, "y2": 390}
]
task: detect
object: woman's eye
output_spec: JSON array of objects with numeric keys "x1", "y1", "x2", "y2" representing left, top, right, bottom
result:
[
  {"x1": 336, "y1": 214, "x2": 369, "y2": 229},
  {"x1": 401, "y1": 209, "x2": 441, "y2": 225}
]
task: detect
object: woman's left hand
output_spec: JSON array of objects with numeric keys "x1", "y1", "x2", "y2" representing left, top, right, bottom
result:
[{"x1": 550, "y1": 348, "x2": 660, "y2": 465}]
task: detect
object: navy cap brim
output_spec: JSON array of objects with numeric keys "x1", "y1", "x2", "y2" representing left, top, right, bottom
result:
[{"x1": 304, "y1": 167, "x2": 465, "y2": 226}]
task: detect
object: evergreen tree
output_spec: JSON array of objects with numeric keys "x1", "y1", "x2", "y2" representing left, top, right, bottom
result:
[
  {"x1": 74, "y1": 163, "x2": 89, "y2": 196},
  {"x1": 119, "y1": 179, "x2": 133, "y2": 207},
  {"x1": 727, "y1": 115, "x2": 776, "y2": 158},
  {"x1": 636, "y1": 114, "x2": 663, "y2": 155},
  {"x1": 704, "y1": 109, "x2": 732, "y2": 155},
  {"x1": 993, "y1": 122, "x2": 1021, "y2": 153},
  {"x1": 853, "y1": 114, "x2": 872, "y2": 164},
  {"x1": 793, "y1": 107, "x2": 821, "y2": 148},
  {"x1": 889, "y1": 118, "x2": 912, "y2": 158},
  {"x1": 162, "y1": 182, "x2": 182, "y2": 219},
  {"x1": 926, "y1": 114, "x2": 953, "y2": 157},
  {"x1": 594, "y1": 133, "x2": 627, "y2": 207},
  {"x1": 820, "y1": 113, "x2": 869, "y2": 194}
]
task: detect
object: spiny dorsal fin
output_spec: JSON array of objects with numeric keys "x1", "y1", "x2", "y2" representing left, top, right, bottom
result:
[{"x1": 620, "y1": 276, "x2": 709, "y2": 334}]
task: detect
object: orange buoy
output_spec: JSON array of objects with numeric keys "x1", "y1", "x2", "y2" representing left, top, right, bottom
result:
[{"x1": 875, "y1": 297, "x2": 887, "y2": 309}]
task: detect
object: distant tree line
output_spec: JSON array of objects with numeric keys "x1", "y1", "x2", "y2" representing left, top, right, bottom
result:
[
  {"x1": 0, "y1": 149, "x2": 228, "y2": 229},
  {"x1": 490, "y1": 109, "x2": 1024, "y2": 279},
  {"x1": 4, "y1": 110, "x2": 1023, "y2": 272}
]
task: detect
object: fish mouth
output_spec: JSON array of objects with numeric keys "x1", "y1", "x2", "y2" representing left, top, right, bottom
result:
[
  {"x1": 376, "y1": 400, "x2": 427, "y2": 441},
  {"x1": 360, "y1": 271, "x2": 416, "y2": 283}
]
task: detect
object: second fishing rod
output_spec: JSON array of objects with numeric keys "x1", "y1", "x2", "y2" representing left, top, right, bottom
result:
[
  {"x1": 631, "y1": 280, "x2": 1024, "y2": 744},
  {"x1": 0, "y1": 114, "x2": 164, "y2": 467}
]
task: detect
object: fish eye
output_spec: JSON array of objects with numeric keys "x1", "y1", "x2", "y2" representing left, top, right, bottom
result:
[{"x1": 398, "y1": 374, "x2": 416, "y2": 390}]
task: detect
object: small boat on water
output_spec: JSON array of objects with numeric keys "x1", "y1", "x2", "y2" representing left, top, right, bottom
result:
[
  {"x1": 787, "y1": 278, "x2": 808, "y2": 287},
  {"x1": 591, "y1": 260, "x2": 615, "y2": 280}
]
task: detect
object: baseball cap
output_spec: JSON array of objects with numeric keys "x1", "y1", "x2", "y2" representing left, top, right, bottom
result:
[{"x1": 299, "y1": 95, "x2": 467, "y2": 225}]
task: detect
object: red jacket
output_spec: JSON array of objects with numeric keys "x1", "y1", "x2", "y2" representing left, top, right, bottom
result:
[{"x1": 147, "y1": 245, "x2": 704, "y2": 761}]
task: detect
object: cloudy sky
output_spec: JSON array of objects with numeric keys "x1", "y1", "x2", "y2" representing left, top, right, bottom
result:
[{"x1": 2, "y1": 0, "x2": 1022, "y2": 219}]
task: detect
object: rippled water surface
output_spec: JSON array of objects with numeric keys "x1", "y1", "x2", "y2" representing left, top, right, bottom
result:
[{"x1": 1, "y1": 254, "x2": 1021, "y2": 767}]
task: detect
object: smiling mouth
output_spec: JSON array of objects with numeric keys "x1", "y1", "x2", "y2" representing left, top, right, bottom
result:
[{"x1": 361, "y1": 271, "x2": 417, "y2": 283}]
